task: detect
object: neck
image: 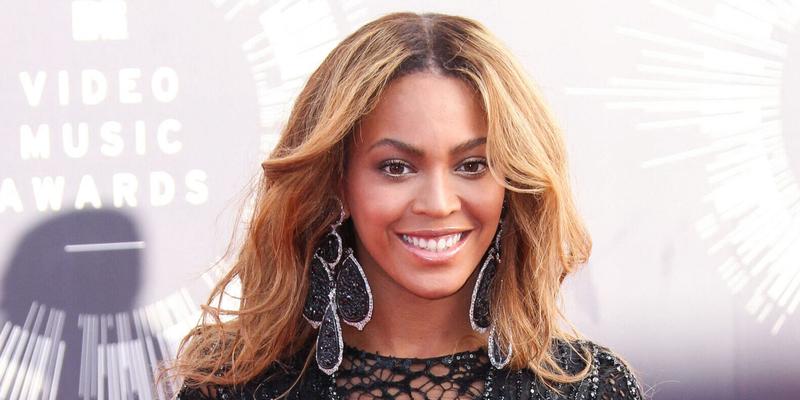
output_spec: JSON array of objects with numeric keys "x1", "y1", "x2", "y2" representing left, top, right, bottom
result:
[{"x1": 341, "y1": 267, "x2": 484, "y2": 358}]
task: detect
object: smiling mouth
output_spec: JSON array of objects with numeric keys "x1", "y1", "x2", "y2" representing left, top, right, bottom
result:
[{"x1": 400, "y1": 232, "x2": 464, "y2": 252}]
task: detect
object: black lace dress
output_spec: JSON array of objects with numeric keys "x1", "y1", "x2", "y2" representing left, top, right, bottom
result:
[{"x1": 176, "y1": 339, "x2": 643, "y2": 400}]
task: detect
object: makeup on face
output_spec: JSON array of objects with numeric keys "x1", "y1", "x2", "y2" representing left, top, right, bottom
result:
[{"x1": 344, "y1": 72, "x2": 505, "y2": 300}]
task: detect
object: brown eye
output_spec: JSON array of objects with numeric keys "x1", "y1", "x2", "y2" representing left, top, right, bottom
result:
[
  {"x1": 388, "y1": 164, "x2": 406, "y2": 174},
  {"x1": 380, "y1": 160, "x2": 413, "y2": 177},
  {"x1": 457, "y1": 158, "x2": 487, "y2": 175}
]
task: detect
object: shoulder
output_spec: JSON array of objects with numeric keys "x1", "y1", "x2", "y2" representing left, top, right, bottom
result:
[
  {"x1": 503, "y1": 339, "x2": 644, "y2": 400},
  {"x1": 176, "y1": 368, "x2": 303, "y2": 400},
  {"x1": 175, "y1": 349, "x2": 316, "y2": 400},
  {"x1": 554, "y1": 339, "x2": 645, "y2": 400}
]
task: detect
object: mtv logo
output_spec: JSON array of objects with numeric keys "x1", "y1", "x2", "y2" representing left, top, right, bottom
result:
[{"x1": 71, "y1": 0, "x2": 129, "y2": 41}]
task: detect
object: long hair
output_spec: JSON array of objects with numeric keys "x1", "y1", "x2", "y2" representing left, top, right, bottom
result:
[{"x1": 160, "y1": 11, "x2": 596, "y2": 394}]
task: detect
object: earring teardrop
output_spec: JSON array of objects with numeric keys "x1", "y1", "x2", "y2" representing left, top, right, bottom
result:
[
  {"x1": 303, "y1": 255, "x2": 333, "y2": 328},
  {"x1": 335, "y1": 249, "x2": 373, "y2": 331},
  {"x1": 316, "y1": 292, "x2": 344, "y2": 375},
  {"x1": 469, "y1": 248, "x2": 496, "y2": 333},
  {"x1": 316, "y1": 229, "x2": 343, "y2": 267},
  {"x1": 488, "y1": 323, "x2": 512, "y2": 369},
  {"x1": 468, "y1": 218, "x2": 512, "y2": 369}
]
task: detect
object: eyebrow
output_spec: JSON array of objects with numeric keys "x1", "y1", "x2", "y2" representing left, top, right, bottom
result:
[{"x1": 368, "y1": 137, "x2": 487, "y2": 156}]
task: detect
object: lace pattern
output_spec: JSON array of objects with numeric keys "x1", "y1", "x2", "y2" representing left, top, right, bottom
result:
[
  {"x1": 176, "y1": 340, "x2": 644, "y2": 400},
  {"x1": 335, "y1": 344, "x2": 489, "y2": 399}
]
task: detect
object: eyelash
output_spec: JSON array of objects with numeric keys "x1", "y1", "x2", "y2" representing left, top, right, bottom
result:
[{"x1": 378, "y1": 158, "x2": 488, "y2": 180}]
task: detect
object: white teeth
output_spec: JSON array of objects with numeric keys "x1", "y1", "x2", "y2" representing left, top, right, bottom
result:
[{"x1": 401, "y1": 233, "x2": 463, "y2": 252}]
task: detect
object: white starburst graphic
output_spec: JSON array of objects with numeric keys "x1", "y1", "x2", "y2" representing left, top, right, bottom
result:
[
  {"x1": 0, "y1": 292, "x2": 198, "y2": 400},
  {"x1": 211, "y1": 0, "x2": 369, "y2": 155},
  {"x1": 567, "y1": 0, "x2": 800, "y2": 335}
]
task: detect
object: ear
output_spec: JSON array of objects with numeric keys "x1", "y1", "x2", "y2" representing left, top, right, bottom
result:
[
  {"x1": 341, "y1": 200, "x2": 350, "y2": 220},
  {"x1": 336, "y1": 181, "x2": 350, "y2": 219}
]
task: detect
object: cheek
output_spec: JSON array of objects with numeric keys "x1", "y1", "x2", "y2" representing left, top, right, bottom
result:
[
  {"x1": 345, "y1": 172, "x2": 408, "y2": 233},
  {"x1": 458, "y1": 179, "x2": 505, "y2": 219}
]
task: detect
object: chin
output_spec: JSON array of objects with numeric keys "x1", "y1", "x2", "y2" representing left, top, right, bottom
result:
[{"x1": 402, "y1": 277, "x2": 469, "y2": 300}]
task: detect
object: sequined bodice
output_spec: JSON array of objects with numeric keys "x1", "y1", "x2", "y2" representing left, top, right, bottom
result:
[{"x1": 176, "y1": 340, "x2": 643, "y2": 400}]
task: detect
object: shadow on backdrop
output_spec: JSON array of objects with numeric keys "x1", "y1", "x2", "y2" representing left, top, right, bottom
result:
[{"x1": 1, "y1": 208, "x2": 143, "y2": 399}]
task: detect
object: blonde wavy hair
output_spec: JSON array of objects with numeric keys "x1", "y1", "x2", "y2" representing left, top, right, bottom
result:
[{"x1": 160, "y1": 11, "x2": 597, "y2": 396}]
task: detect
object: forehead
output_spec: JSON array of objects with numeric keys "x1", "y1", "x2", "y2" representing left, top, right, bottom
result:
[{"x1": 352, "y1": 72, "x2": 487, "y2": 151}]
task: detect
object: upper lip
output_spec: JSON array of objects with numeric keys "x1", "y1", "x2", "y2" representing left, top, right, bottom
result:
[{"x1": 396, "y1": 228, "x2": 471, "y2": 238}]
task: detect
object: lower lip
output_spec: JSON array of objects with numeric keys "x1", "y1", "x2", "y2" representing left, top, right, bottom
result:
[{"x1": 396, "y1": 232, "x2": 470, "y2": 264}]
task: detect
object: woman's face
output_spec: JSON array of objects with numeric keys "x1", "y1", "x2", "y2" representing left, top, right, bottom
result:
[{"x1": 343, "y1": 71, "x2": 505, "y2": 300}]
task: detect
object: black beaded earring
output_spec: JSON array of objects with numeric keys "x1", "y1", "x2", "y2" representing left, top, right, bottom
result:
[
  {"x1": 302, "y1": 202, "x2": 373, "y2": 375},
  {"x1": 469, "y1": 201, "x2": 512, "y2": 369}
]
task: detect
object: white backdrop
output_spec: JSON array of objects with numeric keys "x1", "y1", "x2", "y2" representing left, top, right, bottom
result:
[{"x1": 1, "y1": 1, "x2": 798, "y2": 399}]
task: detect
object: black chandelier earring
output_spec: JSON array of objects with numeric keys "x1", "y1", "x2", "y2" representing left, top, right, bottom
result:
[
  {"x1": 469, "y1": 203, "x2": 513, "y2": 369},
  {"x1": 302, "y1": 202, "x2": 374, "y2": 375}
]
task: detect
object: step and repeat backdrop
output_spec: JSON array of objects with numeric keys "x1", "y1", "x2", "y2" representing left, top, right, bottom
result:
[{"x1": 1, "y1": 0, "x2": 798, "y2": 399}]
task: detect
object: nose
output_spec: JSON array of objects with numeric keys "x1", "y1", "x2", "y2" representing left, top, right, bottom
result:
[{"x1": 410, "y1": 170, "x2": 460, "y2": 217}]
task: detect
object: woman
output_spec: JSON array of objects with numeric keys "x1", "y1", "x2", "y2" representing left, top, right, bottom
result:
[{"x1": 165, "y1": 11, "x2": 645, "y2": 400}]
